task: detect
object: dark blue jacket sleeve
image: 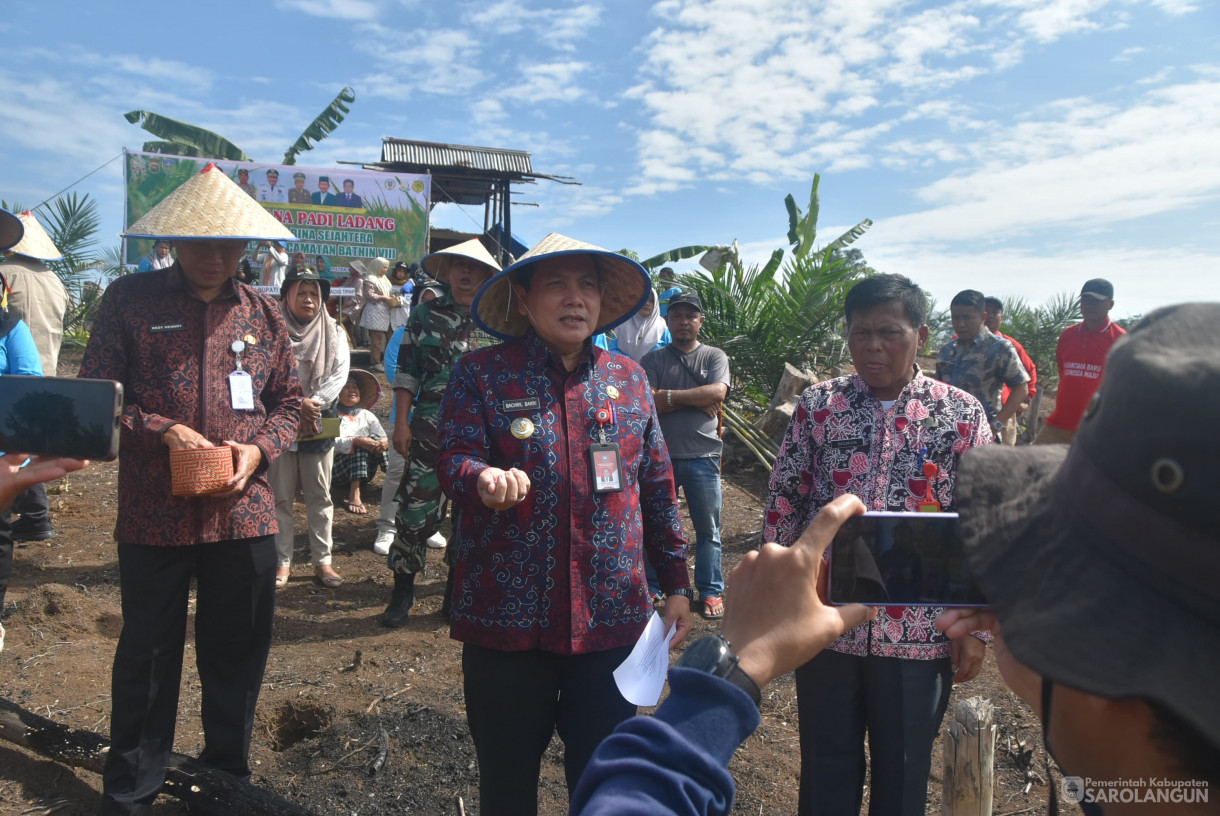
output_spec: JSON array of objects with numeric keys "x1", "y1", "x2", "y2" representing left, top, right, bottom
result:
[{"x1": 569, "y1": 668, "x2": 761, "y2": 816}]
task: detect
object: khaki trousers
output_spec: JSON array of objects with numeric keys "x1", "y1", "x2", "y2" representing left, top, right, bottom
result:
[
  {"x1": 1034, "y1": 423, "x2": 1076, "y2": 446},
  {"x1": 269, "y1": 448, "x2": 335, "y2": 567}
]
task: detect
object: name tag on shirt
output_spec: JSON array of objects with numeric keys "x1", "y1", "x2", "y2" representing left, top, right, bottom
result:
[
  {"x1": 230, "y1": 371, "x2": 255, "y2": 410},
  {"x1": 501, "y1": 397, "x2": 541, "y2": 412},
  {"x1": 828, "y1": 438, "x2": 865, "y2": 449},
  {"x1": 150, "y1": 323, "x2": 185, "y2": 333}
]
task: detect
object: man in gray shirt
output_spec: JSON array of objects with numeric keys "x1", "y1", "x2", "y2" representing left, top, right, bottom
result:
[{"x1": 641, "y1": 292, "x2": 731, "y2": 619}]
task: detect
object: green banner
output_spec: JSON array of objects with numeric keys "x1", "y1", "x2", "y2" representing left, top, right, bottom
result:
[{"x1": 123, "y1": 149, "x2": 430, "y2": 279}]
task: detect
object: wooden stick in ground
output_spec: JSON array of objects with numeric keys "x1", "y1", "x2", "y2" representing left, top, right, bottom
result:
[
  {"x1": 0, "y1": 697, "x2": 318, "y2": 816},
  {"x1": 942, "y1": 696, "x2": 996, "y2": 816}
]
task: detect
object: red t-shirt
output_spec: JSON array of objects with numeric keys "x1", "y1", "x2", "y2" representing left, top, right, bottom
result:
[
  {"x1": 1045, "y1": 320, "x2": 1126, "y2": 431},
  {"x1": 1000, "y1": 332, "x2": 1037, "y2": 403}
]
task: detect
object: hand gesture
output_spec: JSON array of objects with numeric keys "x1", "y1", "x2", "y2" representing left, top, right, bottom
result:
[{"x1": 476, "y1": 467, "x2": 531, "y2": 510}]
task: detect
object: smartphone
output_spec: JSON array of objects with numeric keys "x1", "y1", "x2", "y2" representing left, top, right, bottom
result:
[
  {"x1": 0, "y1": 375, "x2": 123, "y2": 461},
  {"x1": 828, "y1": 511, "x2": 986, "y2": 607}
]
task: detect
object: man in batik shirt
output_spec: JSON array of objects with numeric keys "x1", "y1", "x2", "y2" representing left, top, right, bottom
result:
[{"x1": 764, "y1": 274, "x2": 992, "y2": 816}]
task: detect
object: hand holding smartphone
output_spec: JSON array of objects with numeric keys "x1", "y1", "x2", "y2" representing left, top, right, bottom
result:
[
  {"x1": 828, "y1": 511, "x2": 987, "y2": 607},
  {"x1": 0, "y1": 375, "x2": 123, "y2": 461}
]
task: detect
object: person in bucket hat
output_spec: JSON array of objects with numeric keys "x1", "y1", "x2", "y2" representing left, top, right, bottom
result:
[
  {"x1": 80, "y1": 163, "x2": 304, "y2": 815},
  {"x1": 270, "y1": 265, "x2": 350, "y2": 589},
  {"x1": 938, "y1": 302, "x2": 1220, "y2": 805},
  {"x1": 377, "y1": 238, "x2": 500, "y2": 622},
  {"x1": 437, "y1": 233, "x2": 694, "y2": 811},
  {"x1": 0, "y1": 210, "x2": 70, "y2": 544}
]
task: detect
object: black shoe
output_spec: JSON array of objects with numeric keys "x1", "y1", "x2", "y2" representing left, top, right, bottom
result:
[
  {"x1": 11, "y1": 519, "x2": 54, "y2": 542},
  {"x1": 381, "y1": 572, "x2": 415, "y2": 629}
]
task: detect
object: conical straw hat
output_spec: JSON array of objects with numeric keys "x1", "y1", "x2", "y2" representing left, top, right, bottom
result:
[
  {"x1": 471, "y1": 233, "x2": 649, "y2": 340},
  {"x1": 0, "y1": 211, "x2": 23, "y2": 252},
  {"x1": 125, "y1": 163, "x2": 297, "y2": 242},
  {"x1": 422, "y1": 237, "x2": 501, "y2": 285},
  {"x1": 8, "y1": 211, "x2": 63, "y2": 261},
  {"x1": 346, "y1": 368, "x2": 382, "y2": 409}
]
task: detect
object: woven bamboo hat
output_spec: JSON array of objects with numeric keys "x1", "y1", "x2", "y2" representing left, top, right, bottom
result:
[
  {"x1": 8, "y1": 211, "x2": 63, "y2": 261},
  {"x1": 422, "y1": 237, "x2": 500, "y2": 286},
  {"x1": 471, "y1": 233, "x2": 649, "y2": 340},
  {"x1": 345, "y1": 368, "x2": 382, "y2": 409},
  {"x1": 125, "y1": 163, "x2": 297, "y2": 242},
  {"x1": 0, "y1": 211, "x2": 23, "y2": 252}
]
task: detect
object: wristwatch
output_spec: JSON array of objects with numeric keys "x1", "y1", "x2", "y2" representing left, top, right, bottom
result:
[
  {"x1": 669, "y1": 587, "x2": 695, "y2": 601},
  {"x1": 676, "y1": 635, "x2": 762, "y2": 708}
]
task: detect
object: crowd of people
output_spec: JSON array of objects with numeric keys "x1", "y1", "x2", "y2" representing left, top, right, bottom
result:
[{"x1": 1, "y1": 163, "x2": 1214, "y2": 816}]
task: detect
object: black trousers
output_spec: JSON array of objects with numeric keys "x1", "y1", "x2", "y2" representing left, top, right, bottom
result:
[
  {"x1": 100, "y1": 536, "x2": 277, "y2": 816},
  {"x1": 12, "y1": 483, "x2": 49, "y2": 524},
  {"x1": 794, "y1": 649, "x2": 954, "y2": 816},
  {"x1": 462, "y1": 643, "x2": 635, "y2": 816}
]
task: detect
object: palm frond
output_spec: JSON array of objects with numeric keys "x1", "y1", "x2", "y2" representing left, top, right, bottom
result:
[
  {"x1": 825, "y1": 218, "x2": 873, "y2": 252},
  {"x1": 282, "y1": 86, "x2": 356, "y2": 166}
]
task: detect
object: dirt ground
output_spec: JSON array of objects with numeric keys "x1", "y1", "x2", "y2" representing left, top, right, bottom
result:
[{"x1": 0, "y1": 351, "x2": 1062, "y2": 815}]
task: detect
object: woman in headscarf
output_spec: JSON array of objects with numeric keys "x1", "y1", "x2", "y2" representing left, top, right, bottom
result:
[
  {"x1": 136, "y1": 241, "x2": 173, "y2": 273},
  {"x1": 594, "y1": 288, "x2": 670, "y2": 362},
  {"x1": 359, "y1": 256, "x2": 394, "y2": 372},
  {"x1": 269, "y1": 266, "x2": 350, "y2": 588}
]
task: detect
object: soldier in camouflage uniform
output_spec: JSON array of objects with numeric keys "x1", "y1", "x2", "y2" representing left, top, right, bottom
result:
[{"x1": 382, "y1": 238, "x2": 500, "y2": 627}]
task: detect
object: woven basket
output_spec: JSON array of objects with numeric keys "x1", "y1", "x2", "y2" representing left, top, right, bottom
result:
[{"x1": 170, "y1": 445, "x2": 234, "y2": 496}]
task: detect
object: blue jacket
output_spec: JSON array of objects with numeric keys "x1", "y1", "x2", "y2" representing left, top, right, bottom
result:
[
  {"x1": 0, "y1": 317, "x2": 43, "y2": 376},
  {"x1": 570, "y1": 667, "x2": 761, "y2": 815}
]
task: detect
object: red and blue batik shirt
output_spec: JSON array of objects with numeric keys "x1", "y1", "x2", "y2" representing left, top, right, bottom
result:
[{"x1": 438, "y1": 332, "x2": 690, "y2": 655}]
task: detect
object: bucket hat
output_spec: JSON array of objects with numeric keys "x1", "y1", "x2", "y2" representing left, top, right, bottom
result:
[
  {"x1": 7, "y1": 211, "x2": 63, "y2": 260},
  {"x1": 422, "y1": 237, "x2": 500, "y2": 286},
  {"x1": 124, "y1": 163, "x2": 297, "y2": 242},
  {"x1": 957, "y1": 302, "x2": 1220, "y2": 750},
  {"x1": 280, "y1": 265, "x2": 330, "y2": 301},
  {"x1": 345, "y1": 368, "x2": 381, "y2": 409},
  {"x1": 0, "y1": 211, "x2": 24, "y2": 252},
  {"x1": 471, "y1": 233, "x2": 649, "y2": 340}
]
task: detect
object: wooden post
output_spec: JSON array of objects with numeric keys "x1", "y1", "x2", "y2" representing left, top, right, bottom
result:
[{"x1": 942, "y1": 696, "x2": 996, "y2": 816}]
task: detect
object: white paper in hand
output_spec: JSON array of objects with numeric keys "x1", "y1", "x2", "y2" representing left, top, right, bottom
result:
[{"x1": 613, "y1": 611, "x2": 677, "y2": 706}]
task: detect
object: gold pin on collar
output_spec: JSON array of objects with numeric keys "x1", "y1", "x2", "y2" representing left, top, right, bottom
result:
[{"x1": 606, "y1": 386, "x2": 620, "y2": 399}]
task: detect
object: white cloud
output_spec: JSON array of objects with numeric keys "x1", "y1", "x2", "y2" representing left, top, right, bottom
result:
[
  {"x1": 1113, "y1": 45, "x2": 1146, "y2": 61},
  {"x1": 356, "y1": 26, "x2": 486, "y2": 98},
  {"x1": 464, "y1": 1, "x2": 602, "y2": 49},
  {"x1": 274, "y1": 0, "x2": 381, "y2": 20},
  {"x1": 867, "y1": 244, "x2": 1218, "y2": 319},
  {"x1": 503, "y1": 61, "x2": 591, "y2": 103},
  {"x1": 1012, "y1": 0, "x2": 1109, "y2": 43}
]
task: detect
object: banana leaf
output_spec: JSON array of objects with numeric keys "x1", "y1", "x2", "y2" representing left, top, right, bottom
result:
[
  {"x1": 825, "y1": 218, "x2": 873, "y2": 252},
  {"x1": 785, "y1": 174, "x2": 821, "y2": 257},
  {"x1": 640, "y1": 245, "x2": 712, "y2": 270},
  {"x1": 282, "y1": 86, "x2": 356, "y2": 166},
  {"x1": 124, "y1": 110, "x2": 251, "y2": 162}
]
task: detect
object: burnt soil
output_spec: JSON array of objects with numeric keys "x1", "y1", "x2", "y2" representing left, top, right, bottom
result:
[{"x1": 0, "y1": 350, "x2": 1064, "y2": 815}]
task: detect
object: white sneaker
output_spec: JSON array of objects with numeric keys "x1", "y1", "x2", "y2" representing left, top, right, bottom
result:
[
  {"x1": 426, "y1": 531, "x2": 447, "y2": 550},
  {"x1": 373, "y1": 529, "x2": 394, "y2": 555},
  {"x1": 0, "y1": 622, "x2": 5, "y2": 653}
]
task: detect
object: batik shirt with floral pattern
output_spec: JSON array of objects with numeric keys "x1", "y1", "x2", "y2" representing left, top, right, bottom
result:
[{"x1": 763, "y1": 368, "x2": 993, "y2": 659}]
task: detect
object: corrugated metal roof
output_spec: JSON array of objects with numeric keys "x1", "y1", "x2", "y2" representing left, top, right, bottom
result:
[{"x1": 381, "y1": 138, "x2": 533, "y2": 175}]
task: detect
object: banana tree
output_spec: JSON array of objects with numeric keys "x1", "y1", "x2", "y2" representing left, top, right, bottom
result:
[{"x1": 125, "y1": 86, "x2": 356, "y2": 165}]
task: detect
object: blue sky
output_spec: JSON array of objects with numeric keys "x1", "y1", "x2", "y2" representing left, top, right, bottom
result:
[{"x1": 2, "y1": 0, "x2": 1216, "y2": 319}]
